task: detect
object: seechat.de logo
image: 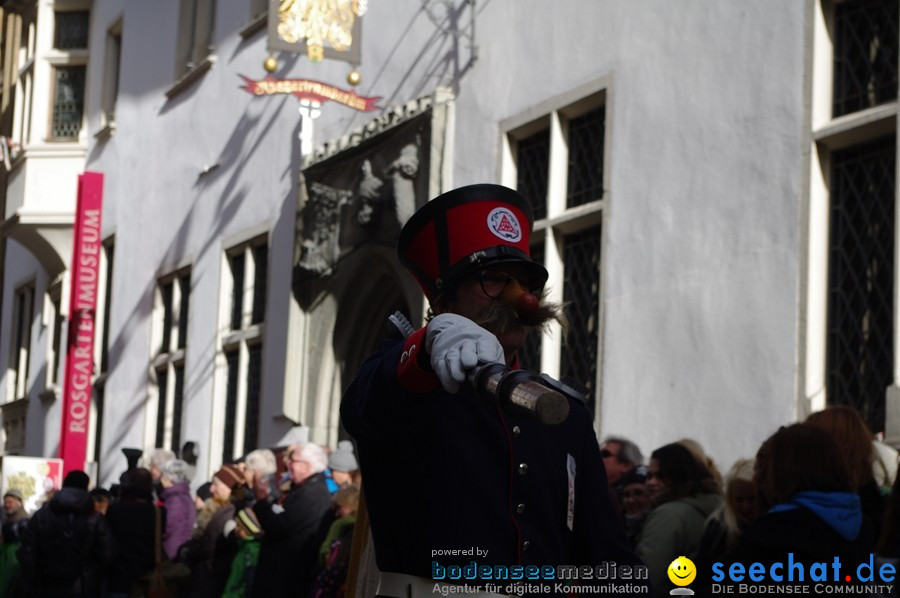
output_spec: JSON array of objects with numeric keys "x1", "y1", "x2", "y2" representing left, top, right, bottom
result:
[{"x1": 668, "y1": 556, "x2": 696, "y2": 596}]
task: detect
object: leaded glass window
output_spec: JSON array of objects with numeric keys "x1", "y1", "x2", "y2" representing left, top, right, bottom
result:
[
  {"x1": 230, "y1": 253, "x2": 245, "y2": 330},
  {"x1": 155, "y1": 369, "x2": 168, "y2": 447},
  {"x1": 54, "y1": 11, "x2": 89, "y2": 49},
  {"x1": 160, "y1": 281, "x2": 174, "y2": 354},
  {"x1": 508, "y1": 93, "x2": 605, "y2": 416},
  {"x1": 519, "y1": 243, "x2": 545, "y2": 372},
  {"x1": 52, "y1": 66, "x2": 85, "y2": 139},
  {"x1": 560, "y1": 226, "x2": 602, "y2": 412},
  {"x1": 567, "y1": 107, "x2": 604, "y2": 209},
  {"x1": 222, "y1": 350, "x2": 239, "y2": 462},
  {"x1": 833, "y1": 0, "x2": 899, "y2": 117},
  {"x1": 244, "y1": 345, "x2": 262, "y2": 454},
  {"x1": 172, "y1": 365, "x2": 185, "y2": 453},
  {"x1": 827, "y1": 135, "x2": 895, "y2": 433},
  {"x1": 517, "y1": 129, "x2": 550, "y2": 221},
  {"x1": 177, "y1": 273, "x2": 191, "y2": 349},
  {"x1": 251, "y1": 244, "x2": 268, "y2": 324}
]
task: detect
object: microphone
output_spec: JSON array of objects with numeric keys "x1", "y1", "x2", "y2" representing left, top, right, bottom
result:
[{"x1": 467, "y1": 363, "x2": 570, "y2": 425}]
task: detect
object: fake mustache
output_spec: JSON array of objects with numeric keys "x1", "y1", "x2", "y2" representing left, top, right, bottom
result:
[{"x1": 473, "y1": 291, "x2": 565, "y2": 336}]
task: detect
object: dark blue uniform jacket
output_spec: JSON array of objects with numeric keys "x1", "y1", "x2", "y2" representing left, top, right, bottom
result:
[{"x1": 341, "y1": 328, "x2": 647, "y2": 595}]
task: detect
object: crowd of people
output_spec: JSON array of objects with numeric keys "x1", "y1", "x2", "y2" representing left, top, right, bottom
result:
[
  {"x1": 600, "y1": 405, "x2": 900, "y2": 595},
  {"x1": 0, "y1": 405, "x2": 896, "y2": 597},
  {"x1": 1, "y1": 182, "x2": 899, "y2": 598},
  {"x1": 0, "y1": 440, "x2": 362, "y2": 597}
]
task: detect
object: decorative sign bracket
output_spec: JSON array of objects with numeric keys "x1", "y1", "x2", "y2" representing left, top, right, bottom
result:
[{"x1": 240, "y1": 75, "x2": 381, "y2": 112}]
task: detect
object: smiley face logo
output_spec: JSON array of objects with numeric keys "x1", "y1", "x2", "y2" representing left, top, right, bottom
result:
[{"x1": 667, "y1": 556, "x2": 696, "y2": 587}]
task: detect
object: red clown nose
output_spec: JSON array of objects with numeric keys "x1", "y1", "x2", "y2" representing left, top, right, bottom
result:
[{"x1": 500, "y1": 278, "x2": 540, "y2": 314}]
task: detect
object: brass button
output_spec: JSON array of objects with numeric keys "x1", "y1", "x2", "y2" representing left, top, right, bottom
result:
[
  {"x1": 518, "y1": 463, "x2": 528, "y2": 475},
  {"x1": 516, "y1": 503, "x2": 526, "y2": 514},
  {"x1": 512, "y1": 426, "x2": 521, "y2": 436},
  {"x1": 523, "y1": 540, "x2": 530, "y2": 551}
]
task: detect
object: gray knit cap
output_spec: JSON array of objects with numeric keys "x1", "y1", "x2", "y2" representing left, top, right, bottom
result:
[{"x1": 328, "y1": 440, "x2": 358, "y2": 473}]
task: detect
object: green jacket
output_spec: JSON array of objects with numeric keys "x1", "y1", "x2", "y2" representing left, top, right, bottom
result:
[
  {"x1": 636, "y1": 492, "x2": 722, "y2": 596},
  {"x1": 222, "y1": 537, "x2": 261, "y2": 598}
]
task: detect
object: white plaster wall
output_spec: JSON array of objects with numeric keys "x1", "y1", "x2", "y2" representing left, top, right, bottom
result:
[
  {"x1": 309, "y1": 0, "x2": 808, "y2": 470},
  {"x1": 0, "y1": 240, "x2": 67, "y2": 458},
  {"x1": 74, "y1": 0, "x2": 810, "y2": 484},
  {"x1": 85, "y1": 1, "x2": 304, "y2": 484}
]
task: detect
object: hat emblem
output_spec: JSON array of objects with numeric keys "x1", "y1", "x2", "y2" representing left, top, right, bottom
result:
[{"x1": 487, "y1": 208, "x2": 522, "y2": 242}]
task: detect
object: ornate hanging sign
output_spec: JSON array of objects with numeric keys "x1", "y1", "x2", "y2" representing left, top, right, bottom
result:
[
  {"x1": 268, "y1": 0, "x2": 366, "y2": 63},
  {"x1": 239, "y1": 75, "x2": 381, "y2": 112}
]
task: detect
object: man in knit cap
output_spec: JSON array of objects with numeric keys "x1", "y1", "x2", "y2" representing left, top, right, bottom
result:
[
  {"x1": 328, "y1": 440, "x2": 359, "y2": 488},
  {"x1": 0, "y1": 489, "x2": 29, "y2": 595},
  {"x1": 2, "y1": 489, "x2": 27, "y2": 524}
]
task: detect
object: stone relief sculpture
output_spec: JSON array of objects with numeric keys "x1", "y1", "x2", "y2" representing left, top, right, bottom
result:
[
  {"x1": 355, "y1": 160, "x2": 386, "y2": 228},
  {"x1": 386, "y1": 142, "x2": 419, "y2": 227},
  {"x1": 297, "y1": 182, "x2": 353, "y2": 276},
  {"x1": 296, "y1": 139, "x2": 422, "y2": 277}
]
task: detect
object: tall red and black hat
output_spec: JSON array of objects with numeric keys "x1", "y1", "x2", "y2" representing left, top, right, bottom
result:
[{"x1": 397, "y1": 184, "x2": 548, "y2": 301}]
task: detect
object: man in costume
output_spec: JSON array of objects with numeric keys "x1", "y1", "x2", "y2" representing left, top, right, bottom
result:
[{"x1": 342, "y1": 184, "x2": 647, "y2": 597}]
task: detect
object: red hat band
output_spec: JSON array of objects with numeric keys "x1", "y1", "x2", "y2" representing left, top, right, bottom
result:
[{"x1": 397, "y1": 184, "x2": 548, "y2": 301}]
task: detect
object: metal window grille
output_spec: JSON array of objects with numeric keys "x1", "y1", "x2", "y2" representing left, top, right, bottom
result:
[
  {"x1": 178, "y1": 273, "x2": 190, "y2": 349},
  {"x1": 518, "y1": 243, "x2": 545, "y2": 372},
  {"x1": 100, "y1": 244, "x2": 114, "y2": 373},
  {"x1": 827, "y1": 135, "x2": 895, "y2": 434},
  {"x1": 516, "y1": 129, "x2": 550, "y2": 221},
  {"x1": 566, "y1": 107, "x2": 605, "y2": 209},
  {"x1": 244, "y1": 345, "x2": 262, "y2": 454},
  {"x1": 52, "y1": 66, "x2": 85, "y2": 139},
  {"x1": 160, "y1": 281, "x2": 174, "y2": 354},
  {"x1": 833, "y1": 0, "x2": 898, "y2": 117},
  {"x1": 54, "y1": 11, "x2": 89, "y2": 49},
  {"x1": 155, "y1": 369, "x2": 168, "y2": 448},
  {"x1": 560, "y1": 225, "x2": 602, "y2": 412},
  {"x1": 230, "y1": 253, "x2": 245, "y2": 330},
  {"x1": 222, "y1": 350, "x2": 239, "y2": 462},
  {"x1": 172, "y1": 365, "x2": 185, "y2": 452},
  {"x1": 252, "y1": 244, "x2": 268, "y2": 325}
]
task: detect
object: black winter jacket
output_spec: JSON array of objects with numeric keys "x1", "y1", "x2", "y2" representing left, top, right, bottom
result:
[{"x1": 17, "y1": 487, "x2": 116, "y2": 597}]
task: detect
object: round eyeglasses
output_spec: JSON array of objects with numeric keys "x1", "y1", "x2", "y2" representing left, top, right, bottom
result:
[{"x1": 477, "y1": 270, "x2": 544, "y2": 299}]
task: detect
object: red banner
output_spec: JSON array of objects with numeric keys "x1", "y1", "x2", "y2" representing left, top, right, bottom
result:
[
  {"x1": 59, "y1": 172, "x2": 104, "y2": 475},
  {"x1": 239, "y1": 75, "x2": 381, "y2": 111}
]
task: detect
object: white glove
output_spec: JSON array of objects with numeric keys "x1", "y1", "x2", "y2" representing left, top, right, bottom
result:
[{"x1": 425, "y1": 313, "x2": 505, "y2": 393}]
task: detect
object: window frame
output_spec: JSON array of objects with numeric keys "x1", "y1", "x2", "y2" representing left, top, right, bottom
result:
[
  {"x1": 216, "y1": 234, "x2": 268, "y2": 463},
  {"x1": 500, "y1": 81, "x2": 609, "y2": 416},
  {"x1": 168, "y1": 0, "x2": 217, "y2": 97},
  {"x1": 800, "y1": 0, "x2": 900, "y2": 434},
  {"x1": 7, "y1": 280, "x2": 35, "y2": 403},
  {"x1": 149, "y1": 266, "x2": 191, "y2": 452},
  {"x1": 97, "y1": 18, "x2": 122, "y2": 137},
  {"x1": 43, "y1": 281, "x2": 64, "y2": 390},
  {"x1": 46, "y1": 7, "x2": 89, "y2": 142}
]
